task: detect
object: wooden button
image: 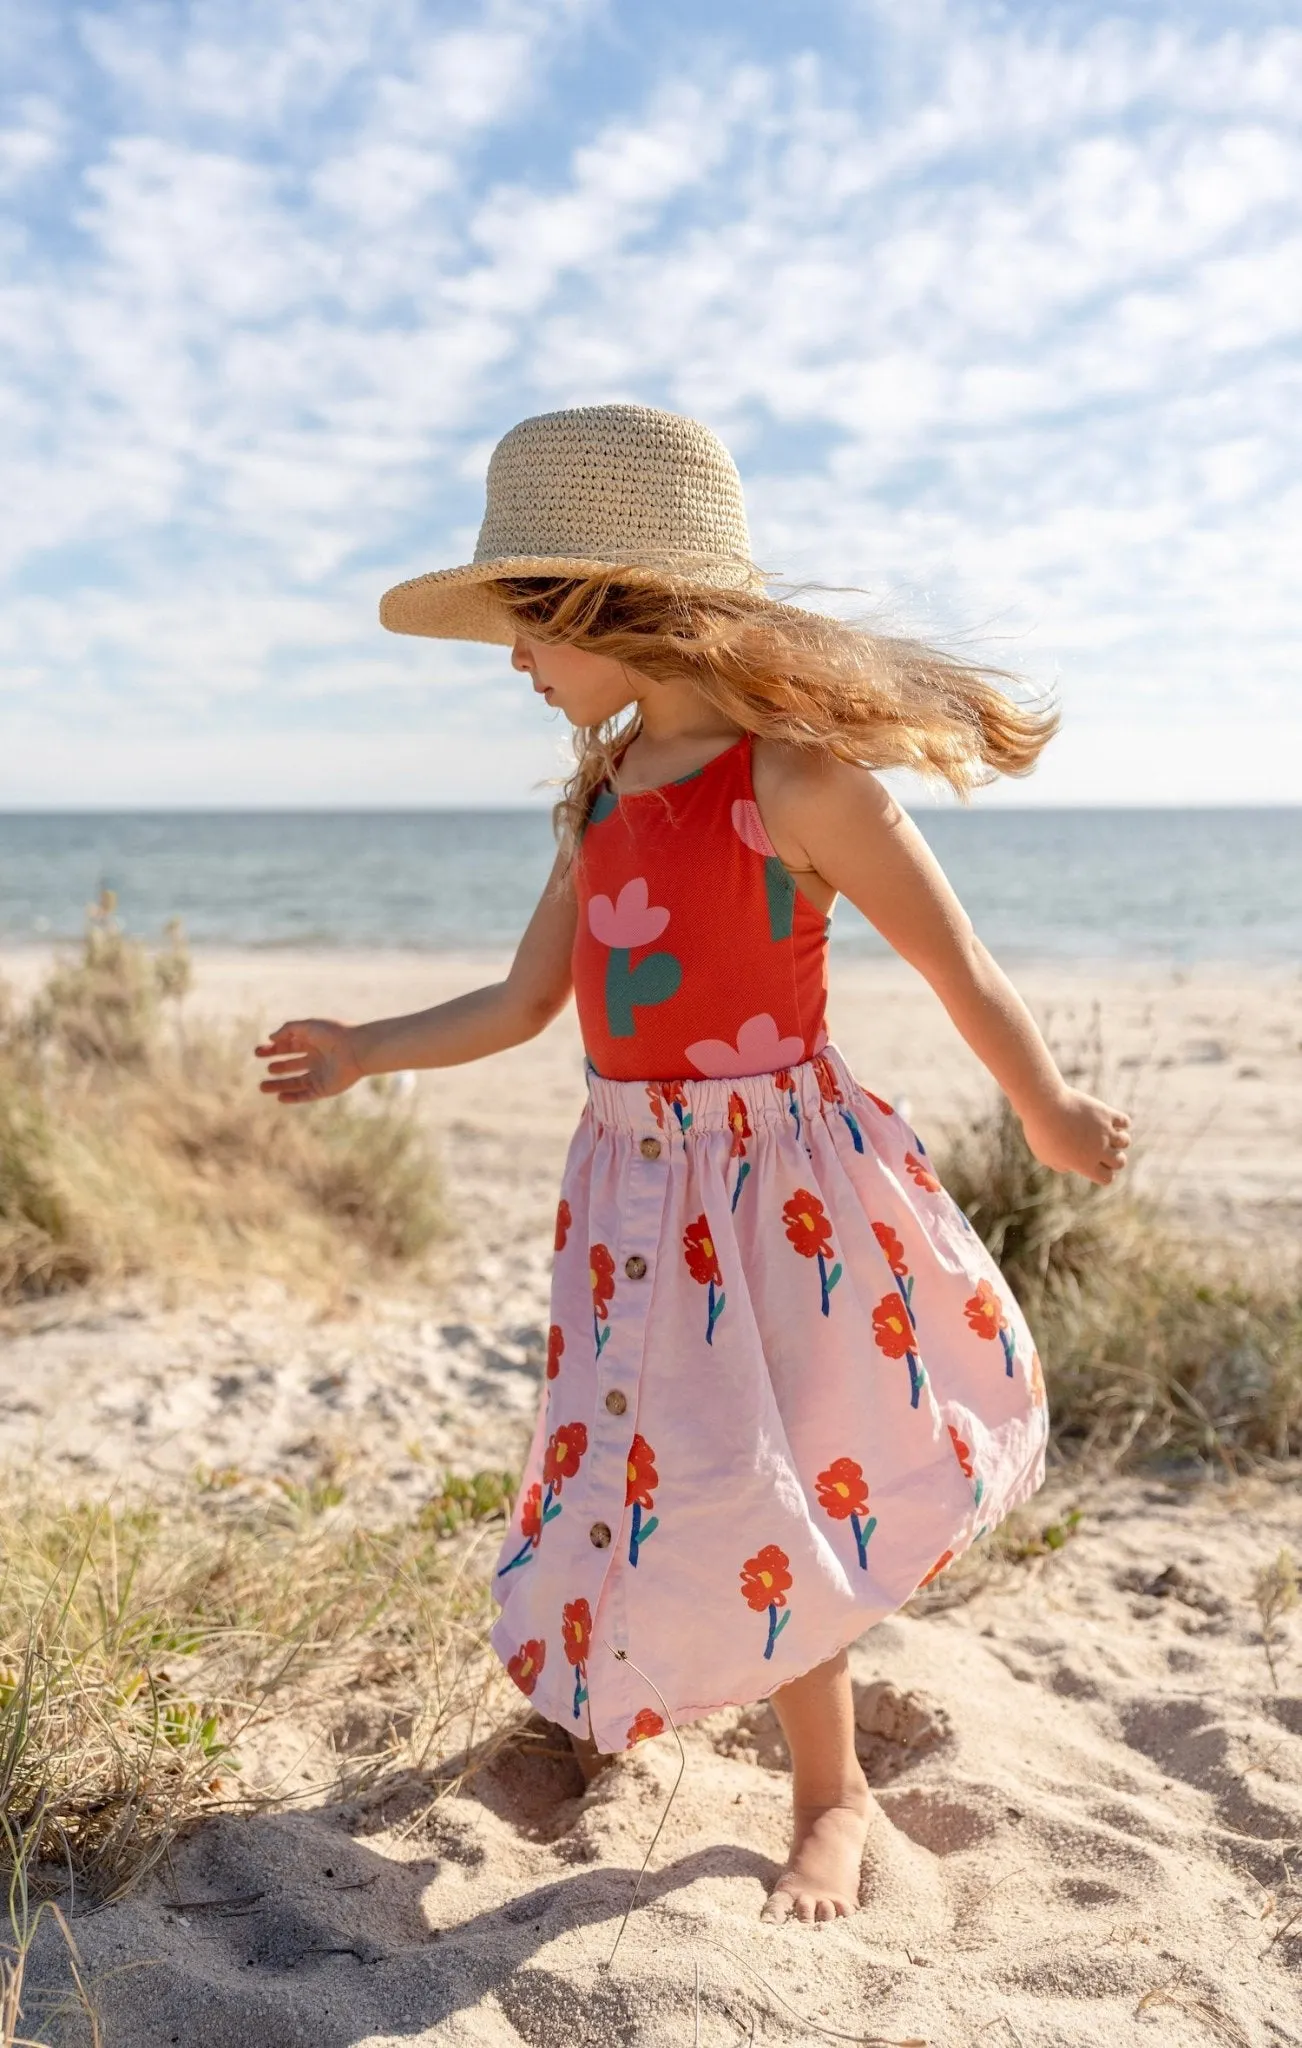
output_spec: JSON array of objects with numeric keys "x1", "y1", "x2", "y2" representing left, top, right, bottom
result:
[
  {"x1": 624, "y1": 1254, "x2": 647, "y2": 1280},
  {"x1": 589, "y1": 1521, "x2": 612, "y2": 1549},
  {"x1": 639, "y1": 1136, "x2": 662, "y2": 1160},
  {"x1": 604, "y1": 1389, "x2": 627, "y2": 1416}
]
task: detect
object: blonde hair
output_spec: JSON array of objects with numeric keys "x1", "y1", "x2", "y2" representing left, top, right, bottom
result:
[{"x1": 490, "y1": 572, "x2": 1058, "y2": 851}]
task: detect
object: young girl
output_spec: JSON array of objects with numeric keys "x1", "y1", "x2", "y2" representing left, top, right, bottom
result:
[{"x1": 256, "y1": 404, "x2": 1131, "y2": 1926}]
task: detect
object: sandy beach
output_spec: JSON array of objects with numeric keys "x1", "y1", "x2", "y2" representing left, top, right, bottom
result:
[{"x1": 3, "y1": 947, "x2": 1301, "y2": 2045}]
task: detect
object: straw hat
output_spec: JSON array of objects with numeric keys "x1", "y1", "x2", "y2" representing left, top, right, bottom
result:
[{"x1": 378, "y1": 403, "x2": 767, "y2": 644}]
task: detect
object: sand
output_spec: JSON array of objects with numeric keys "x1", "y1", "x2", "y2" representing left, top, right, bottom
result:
[{"x1": 4, "y1": 948, "x2": 1302, "y2": 2045}]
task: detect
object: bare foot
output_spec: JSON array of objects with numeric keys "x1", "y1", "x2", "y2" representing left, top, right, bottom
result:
[
  {"x1": 567, "y1": 1727, "x2": 613, "y2": 1786},
  {"x1": 761, "y1": 1779, "x2": 872, "y2": 1924}
]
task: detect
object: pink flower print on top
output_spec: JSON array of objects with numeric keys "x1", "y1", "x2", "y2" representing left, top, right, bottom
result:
[
  {"x1": 731, "y1": 799, "x2": 797, "y2": 942},
  {"x1": 587, "y1": 878, "x2": 671, "y2": 950},
  {"x1": 587, "y1": 879, "x2": 682, "y2": 1040},
  {"x1": 730, "y1": 798, "x2": 775, "y2": 856},
  {"x1": 686, "y1": 1013, "x2": 805, "y2": 1080}
]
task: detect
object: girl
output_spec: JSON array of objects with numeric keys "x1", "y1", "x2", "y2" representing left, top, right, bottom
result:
[{"x1": 256, "y1": 404, "x2": 1131, "y2": 1926}]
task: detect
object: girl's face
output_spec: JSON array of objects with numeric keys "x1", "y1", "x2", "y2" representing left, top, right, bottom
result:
[{"x1": 511, "y1": 634, "x2": 638, "y2": 728}]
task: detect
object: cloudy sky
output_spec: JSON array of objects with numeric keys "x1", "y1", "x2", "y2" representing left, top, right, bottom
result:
[{"x1": 2, "y1": 0, "x2": 1298, "y2": 808}]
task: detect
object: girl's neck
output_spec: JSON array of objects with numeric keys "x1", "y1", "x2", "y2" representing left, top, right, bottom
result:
[
  {"x1": 629, "y1": 674, "x2": 741, "y2": 749},
  {"x1": 614, "y1": 680, "x2": 743, "y2": 793}
]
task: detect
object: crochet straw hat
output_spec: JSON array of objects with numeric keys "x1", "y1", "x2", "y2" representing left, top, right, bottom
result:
[{"x1": 379, "y1": 403, "x2": 767, "y2": 645}]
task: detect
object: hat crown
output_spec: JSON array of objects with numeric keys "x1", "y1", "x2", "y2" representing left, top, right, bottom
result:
[{"x1": 472, "y1": 404, "x2": 754, "y2": 572}]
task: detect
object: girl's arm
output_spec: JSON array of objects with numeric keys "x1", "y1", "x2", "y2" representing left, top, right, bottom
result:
[
  {"x1": 762, "y1": 754, "x2": 1132, "y2": 1186},
  {"x1": 255, "y1": 850, "x2": 577, "y2": 1105}
]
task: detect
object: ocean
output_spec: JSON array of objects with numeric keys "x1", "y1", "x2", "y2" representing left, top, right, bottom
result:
[{"x1": 2, "y1": 808, "x2": 1299, "y2": 965}]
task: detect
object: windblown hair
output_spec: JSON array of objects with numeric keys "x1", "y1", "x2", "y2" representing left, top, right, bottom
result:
[{"x1": 490, "y1": 572, "x2": 1058, "y2": 852}]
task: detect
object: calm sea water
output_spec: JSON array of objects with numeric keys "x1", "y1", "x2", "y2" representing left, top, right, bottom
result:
[{"x1": 1, "y1": 809, "x2": 1299, "y2": 964}]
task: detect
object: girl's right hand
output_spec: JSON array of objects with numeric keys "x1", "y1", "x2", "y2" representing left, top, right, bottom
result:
[
  {"x1": 1019, "y1": 1087, "x2": 1132, "y2": 1187},
  {"x1": 254, "y1": 1019, "x2": 363, "y2": 1104}
]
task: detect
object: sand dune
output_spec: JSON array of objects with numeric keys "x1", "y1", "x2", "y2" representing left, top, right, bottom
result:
[
  {"x1": 4, "y1": 949, "x2": 1301, "y2": 2045},
  {"x1": 32, "y1": 1473, "x2": 1302, "y2": 2044}
]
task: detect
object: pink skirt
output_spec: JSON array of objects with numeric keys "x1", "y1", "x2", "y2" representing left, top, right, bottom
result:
[{"x1": 490, "y1": 1047, "x2": 1048, "y2": 1752}]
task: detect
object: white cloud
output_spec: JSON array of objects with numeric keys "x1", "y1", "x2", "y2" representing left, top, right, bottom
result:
[{"x1": 1, "y1": 0, "x2": 1299, "y2": 804}]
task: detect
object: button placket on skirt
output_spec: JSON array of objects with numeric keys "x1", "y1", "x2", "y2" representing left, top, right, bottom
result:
[{"x1": 575, "y1": 1108, "x2": 676, "y2": 1696}]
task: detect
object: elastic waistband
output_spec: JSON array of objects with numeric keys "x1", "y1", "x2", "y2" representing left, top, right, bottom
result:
[{"x1": 585, "y1": 1043, "x2": 873, "y2": 1136}]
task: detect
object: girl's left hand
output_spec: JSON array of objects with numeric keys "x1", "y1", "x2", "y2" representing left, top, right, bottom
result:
[{"x1": 1019, "y1": 1088, "x2": 1132, "y2": 1186}]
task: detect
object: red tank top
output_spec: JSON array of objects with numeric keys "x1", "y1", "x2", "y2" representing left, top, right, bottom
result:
[{"x1": 571, "y1": 734, "x2": 829, "y2": 1083}]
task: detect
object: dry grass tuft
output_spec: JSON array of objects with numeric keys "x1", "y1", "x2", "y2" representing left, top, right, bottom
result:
[
  {"x1": 937, "y1": 1071, "x2": 1302, "y2": 1468},
  {"x1": 0, "y1": 896, "x2": 443, "y2": 1301},
  {"x1": 0, "y1": 1476, "x2": 519, "y2": 1913},
  {"x1": 1252, "y1": 1549, "x2": 1298, "y2": 1690}
]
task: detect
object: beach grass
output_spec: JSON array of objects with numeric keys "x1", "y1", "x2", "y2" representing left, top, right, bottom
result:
[
  {"x1": 4, "y1": 906, "x2": 1301, "y2": 2034},
  {"x1": 0, "y1": 1470, "x2": 519, "y2": 2020},
  {"x1": 0, "y1": 897, "x2": 443, "y2": 1303},
  {"x1": 937, "y1": 1083, "x2": 1302, "y2": 1465}
]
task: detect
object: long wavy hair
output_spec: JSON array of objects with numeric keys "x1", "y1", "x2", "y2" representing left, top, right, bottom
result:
[{"x1": 490, "y1": 571, "x2": 1058, "y2": 853}]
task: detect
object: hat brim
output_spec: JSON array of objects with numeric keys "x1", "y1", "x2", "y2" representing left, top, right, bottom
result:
[{"x1": 378, "y1": 554, "x2": 767, "y2": 644}]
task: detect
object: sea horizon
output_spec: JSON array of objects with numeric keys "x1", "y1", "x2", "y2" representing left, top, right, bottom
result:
[{"x1": 5, "y1": 805, "x2": 1300, "y2": 965}]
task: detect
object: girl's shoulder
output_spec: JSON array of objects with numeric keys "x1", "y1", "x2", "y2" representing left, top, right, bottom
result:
[{"x1": 752, "y1": 738, "x2": 889, "y2": 818}]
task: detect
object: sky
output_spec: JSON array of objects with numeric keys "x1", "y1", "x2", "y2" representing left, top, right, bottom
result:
[{"x1": 1, "y1": 0, "x2": 1299, "y2": 809}]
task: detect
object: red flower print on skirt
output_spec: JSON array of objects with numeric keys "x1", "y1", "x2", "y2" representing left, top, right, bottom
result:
[
  {"x1": 626, "y1": 1433, "x2": 658, "y2": 1509},
  {"x1": 948, "y1": 1423, "x2": 984, "y2": 1510},
  {"x1": 590, "y1": 1242, "x2": 615, "y2": 1357},
  {"x1": 683, "y1": 1214, "x2": 726, "y2": 1344},
  {"x1": 626, "y1": 1432, "x2": 660, "y2": 1566},
  {"x1": 740, "y1": 1543, "x2": 793, "y2": 1659},
  {"x1": 871, "y1": 1223, "x2": 923, "y2": 1407},
  {"x1": 872, "y1": 1291, "x2": 926, "y2": 1410},
  {"x1": 543, "y1": 1421, "x2": 588, "y2": 1492},
  {"x1": 554, "y1": 1198, "x2": 571, "y2": 1251},
  {"x1": 905, "y1": 1149, "x2": 941, "y2": 1194},
  {"x1": 726, "y1": 1091, "x2": 753, "y2": 1210},
  {"x1": 918, "y1": 1548, "x2": 955, "y2": 1589},
  {"x1": 727, "y1": 1092, "x2": 752, "y2": 1154},
  {"x1": 815, "y1": 1456, "x2": 869, "y2": 1520},
  {"x1": 546, "y1": 1323, "x2": 564, "y2": 1380},
  {"x1": 812, "y1": 1052, "x2": 841, "y2": 1103},
  {"x1": 498, "y1": 1427, "x2": 582, "y2": 1579},
  {"x1": 507, "y1": 1638, "x2": 545, "y2": 1695},
  {"x1": 627, "y1": 1707, "x2": 665, "y2": 1745},
  {"x1": 772, "y1": 1067, "x2": 803, "y2": 1142},
  {"x1": 782, "y1": 1190, "x2": 842, "y2": 1316},
  {"x1": 647, "y1": 1079, "x2": 692, "y2": 1133},
  {"x1": 814, "y1": 1457, "x2": 876, "y2": 1569},
  {"x1": 872, "y1": 1222, "x2": 907, "y2": 1276},
  {"x1": 964, "y1": 1279, "x2": 1016, "y2": 1375},
  {"x1": 812, "y1": 1053, "x2": 865, "y2": 1151},
  {"x1": 519, "y1": 1483, "x2": 544, "y2": 1548},
  {"x1": 561, "y1": 1596, "x2": 592, "y2": 1720}
]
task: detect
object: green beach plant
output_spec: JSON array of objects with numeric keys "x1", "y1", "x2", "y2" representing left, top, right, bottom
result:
[
  {"x1": 0, "y1": 1479, "x2": 517, "y2": 1909},
  {"x1": 0, "y1": 902, "x2": 443, "y2": 1302},
  {"x1": 937, "y1": 1088, "x2": 1302, "y2": 1465}
]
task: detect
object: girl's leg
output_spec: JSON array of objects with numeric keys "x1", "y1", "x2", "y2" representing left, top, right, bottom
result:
[
  {"x1": 761, "y1": 1647, "x2": 871, "y2": 1924},
  {"x1": 568, "y1": 1727, "x2": 613, "y2": 1784}
]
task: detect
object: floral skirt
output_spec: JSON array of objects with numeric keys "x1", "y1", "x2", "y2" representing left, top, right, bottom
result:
[{"x1": 490, "y1": 1047, "x2": 1048, "y2": 1753}]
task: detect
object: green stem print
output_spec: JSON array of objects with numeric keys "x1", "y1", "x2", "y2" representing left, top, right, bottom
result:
[
  {"x1": 588, "y1": 879, "x2": 683, "y2": 1039},
  {"x1": 763, "y1": 854, "x2": 797, "y2": 941},
  {"x1": 605, "y1": 946, "x2": 682, "y2": 1038}
]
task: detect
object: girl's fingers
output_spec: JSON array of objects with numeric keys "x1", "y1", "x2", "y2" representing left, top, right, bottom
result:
[
  {"x1": 264, "y1": 1056, "x2": 312, "y2": 1077},
  {"x1": 255, "y1": 1024, "x2": 309, "y2": 1056}
]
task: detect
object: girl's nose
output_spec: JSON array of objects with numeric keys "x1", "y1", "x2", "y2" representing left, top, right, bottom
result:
[{"x1": 510, "y1": 639, "x2": 532, "y2": 673}]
